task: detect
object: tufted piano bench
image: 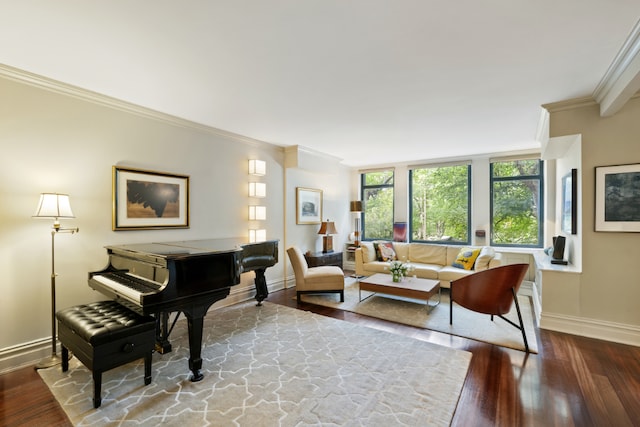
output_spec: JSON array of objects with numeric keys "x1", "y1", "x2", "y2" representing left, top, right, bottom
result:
[{"x1": 56, "y1": 300, "x2": 156, "y2": 408}]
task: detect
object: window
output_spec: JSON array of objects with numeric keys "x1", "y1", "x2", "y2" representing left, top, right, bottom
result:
[
  {"x1": 409, "y1": 164, "x2": 471, "y2": 244},
  {"x1": 361, "y1": 170, "x2": 394, "y2": 240},
  {"x1": 490, "y1": 159, "x2": 544, "y2": 247}
]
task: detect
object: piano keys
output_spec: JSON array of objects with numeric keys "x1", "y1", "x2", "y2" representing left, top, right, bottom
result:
[{"x1": 88, "y1": 238, "x2": 278, "y2": 382}]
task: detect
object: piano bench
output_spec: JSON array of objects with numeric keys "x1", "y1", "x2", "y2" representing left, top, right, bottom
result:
[{"x1": 56, "y1": 301, "x2": 156, "y2": 408}]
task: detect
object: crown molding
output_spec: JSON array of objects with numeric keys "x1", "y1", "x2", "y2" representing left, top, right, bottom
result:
[
  {"x1": 541, "y1": 96, "x2": 598, "y2": 113},
  {"x1": 0, "y1": 63, "x2": 281, "y2": 151},
  {"x1": 592, "y1": 19, "x2": 640, "y2": 116}
]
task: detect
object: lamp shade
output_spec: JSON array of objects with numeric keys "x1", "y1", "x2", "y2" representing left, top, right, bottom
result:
[
  {"x1": 350, "y1": 201, "x2": 362, "y2": 212},
  {"x1": 33, "y1": 193, "x2": 75, "y2": 218},
  {"x1": 318, "y1": 220, "x2": 338, "y2": 235}
]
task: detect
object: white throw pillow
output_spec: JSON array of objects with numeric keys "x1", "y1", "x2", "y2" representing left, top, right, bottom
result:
[{"x1": 474, "y1": 246, "x2": 495, "y2": 271}]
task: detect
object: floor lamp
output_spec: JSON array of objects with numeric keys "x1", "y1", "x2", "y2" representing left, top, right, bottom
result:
[
  {"x1": 350, "y1": 201, "x2": 362, "y2": 247},
  {"x1": 33, "y1": 193, "x2": 79, "y2": 369}
]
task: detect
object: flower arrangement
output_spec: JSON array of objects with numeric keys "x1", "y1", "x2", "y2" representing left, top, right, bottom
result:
[{"x1": 387, "y1": 260, "x2": 413, "y2": 282}]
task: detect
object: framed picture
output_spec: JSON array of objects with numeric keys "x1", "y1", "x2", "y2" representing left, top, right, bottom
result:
[
  {"x1": 561, "y1": 168, "x2": 577, "y2": 234},
  {"x1": 595, "y1": 163, "x2": 640, "y2": 232},
  {"x1": 296, "y1": 187, "x2": 322, "y2": 224},
  {"x1": 113, "y1": 166, "x2": 190, "y2": 230}
]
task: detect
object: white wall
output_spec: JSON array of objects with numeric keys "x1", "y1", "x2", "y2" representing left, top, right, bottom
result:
[
  {"x1": 545, "y1": 96, "x2": 640, "y2": 333},
  {"x1": 0, "y1": 71, "x2": 351, "y2": 372},
  {"x1": 5, "y1": 66, "x2": 637, "y2": 372}
]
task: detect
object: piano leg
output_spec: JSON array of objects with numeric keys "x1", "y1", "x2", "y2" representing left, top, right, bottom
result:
[
  {"x1": 253, "y1": 268, "x2": 269, "y2": 306},
  {"x1": 182, "y1": 289, "x2": 230, "y2": 382},
  {"x1": 185, "y1": 313, "x2": 205, "y2": 382}
]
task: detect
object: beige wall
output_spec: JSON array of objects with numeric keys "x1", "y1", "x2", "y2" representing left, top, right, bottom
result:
[
  {"x1": 0, "y1": 72, "x2": 350, "y2": 371},
  {"x1": 547, "y1": 96, "x2": 640, "y2": 328}
]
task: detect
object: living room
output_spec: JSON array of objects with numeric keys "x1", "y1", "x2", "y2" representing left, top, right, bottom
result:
[{"x1": 2, "y1": 2, "x2": 640, "y2": 425}]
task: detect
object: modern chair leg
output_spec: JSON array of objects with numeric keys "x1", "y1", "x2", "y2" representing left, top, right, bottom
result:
[
  {"x1": 511, "y1": 288, "x2": 529, "y2": 352},
  {"x1": 339, "y1": 290, "x2": 344, "y2": 302}
]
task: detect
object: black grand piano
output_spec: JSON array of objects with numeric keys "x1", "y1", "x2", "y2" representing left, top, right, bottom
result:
[{"x1": 88, "y1": 238, "x2": 278, "y2": 382}]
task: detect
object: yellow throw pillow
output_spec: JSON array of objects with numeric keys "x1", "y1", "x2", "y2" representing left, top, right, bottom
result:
[{"x1": 452, "y1": 247, "x2": 481, "y2": 270}]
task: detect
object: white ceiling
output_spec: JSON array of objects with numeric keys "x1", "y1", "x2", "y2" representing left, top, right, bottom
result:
[{"x1": 2, "y1": 1, "x2": 640, "y2": 167}]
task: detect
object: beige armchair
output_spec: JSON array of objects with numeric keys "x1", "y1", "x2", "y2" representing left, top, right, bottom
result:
[{"x1": 287, "y1": 246, "x2": 345, "y2": 303}]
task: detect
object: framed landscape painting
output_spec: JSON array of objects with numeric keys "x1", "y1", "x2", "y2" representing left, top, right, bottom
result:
[
  {"x1": 595, "y1": 163, "x2": 640, "y2": 232},
  {"x1": 296, "y1": 187, "x2": 322, "y2": 224},
  {"x1": 113, "y1": 166, "x2": 190, "y2": 230}
]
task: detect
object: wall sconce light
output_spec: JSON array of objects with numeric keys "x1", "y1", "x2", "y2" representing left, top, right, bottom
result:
[
  {"x1": 318, "y1": 219, "x2": 338, "y2": 253},
  {"x1": 248, "y1": 159, "x2": 266, "y2": 176},
  {"x1": 249, "y1": 229, "x2": 267, "y2": 243},
  {"x1": 249, "y1": 205, "x2": 267, "y2": 221},
  {"x1": 32, "y1": 193, "x2": 79, "y2": 369},
  {"x1": 249, "y1": 182, "x2": 266, "y2": 198}
]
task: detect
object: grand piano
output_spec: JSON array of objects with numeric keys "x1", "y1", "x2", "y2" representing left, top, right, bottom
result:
[{"x1": 88, "y1": 238, "x2": 278, "y2": 381}]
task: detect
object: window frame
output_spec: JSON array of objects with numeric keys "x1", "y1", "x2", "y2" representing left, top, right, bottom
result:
[
  {"x1": 489, "y1": 159, "x2": 544, "y2": 248},
  {"x1": 408, "y1": 164, "x2": 472, "y2": 245}
]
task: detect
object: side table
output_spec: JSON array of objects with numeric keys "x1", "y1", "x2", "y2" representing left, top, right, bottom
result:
[{"x1": 304, "y1": 251, "x2": 343, "y2": 269}]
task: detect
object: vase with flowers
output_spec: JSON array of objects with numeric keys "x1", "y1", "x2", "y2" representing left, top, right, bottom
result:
[{"x1": 387, "y1": 260, "x2": 412, "y2": 282}]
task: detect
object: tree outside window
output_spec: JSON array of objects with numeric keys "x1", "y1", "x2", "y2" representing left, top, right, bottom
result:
[
  {"x1": 490, "y1": 159, "x2": 544, "y2": 247},
  {"x1": 361, "y1": 170, "x2": 394, "y2": 240},
  {"x1": 409, "y1": 164, "x2": 470, "y2": 243}
]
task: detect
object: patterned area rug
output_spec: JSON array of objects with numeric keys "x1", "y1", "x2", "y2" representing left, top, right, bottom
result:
[
  {"x1": 300, "y1": 278, "x2": 538, "y2": 353},
  {"x1": 39, "y1": 301, "x2": 471, "y2": 426}
]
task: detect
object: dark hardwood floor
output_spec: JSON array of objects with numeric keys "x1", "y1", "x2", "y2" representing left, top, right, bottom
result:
[{"x1": 2, "y1": 285, "x2": 639, "y2": 427}]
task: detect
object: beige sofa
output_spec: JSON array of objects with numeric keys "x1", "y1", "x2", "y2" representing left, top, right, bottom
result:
[{"x1": 355, "y1": 241, "x2": 502, "y2": 288}]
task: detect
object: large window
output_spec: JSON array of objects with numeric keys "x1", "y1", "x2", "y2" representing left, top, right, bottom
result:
[
  {"x1": 409, "y1": 164, "x2": 471, "y2": 244},
  {"x1": 490, "y1": 159, "x2": 544, "y2": 247},
  {"x1": 361, "y1": 170, "x2": 394, "y2": 240}
]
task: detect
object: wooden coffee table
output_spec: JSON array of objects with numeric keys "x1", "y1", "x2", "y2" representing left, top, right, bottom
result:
[{"x1": 358, "y1": 273, "x2": 441, "y2": 313}]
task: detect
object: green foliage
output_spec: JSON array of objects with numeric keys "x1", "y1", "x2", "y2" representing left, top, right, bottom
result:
[
  {"x1": 362, "y1": 172, "x2": 394, "y2": 240},
  {"x1": 411, "y1": 165, "x2": 469, "y2": 242},
  {"x1": 360, "y1": 160, "x2": 543, "y2": 247},
  {"x1": 491, "y1": 161, "x2": 542, "y2": 246}
]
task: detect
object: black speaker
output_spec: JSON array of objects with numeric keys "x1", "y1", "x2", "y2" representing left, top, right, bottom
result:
[{"x1": 551, "y1": 236, "x2": 568, "y2": 265}]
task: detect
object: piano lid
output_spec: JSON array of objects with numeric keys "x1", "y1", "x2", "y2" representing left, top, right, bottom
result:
[{"x1": 105, "y1": 238, "x2": 247, "y2": 260}]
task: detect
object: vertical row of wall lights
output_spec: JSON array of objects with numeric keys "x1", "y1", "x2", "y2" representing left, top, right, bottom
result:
[{"x1": 248, "y1": 159, "x2": 266, "y2": 242}]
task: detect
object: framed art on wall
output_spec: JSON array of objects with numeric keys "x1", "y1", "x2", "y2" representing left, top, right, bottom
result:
[
  {"x1": 595, "y1": 163, "x2": 640, "y2": 232},
  {"x1": 296, "y1": 187, "x2": 322, "y2": 224},
  {"x1": 113, "y1": 166, "x2": 190, "y2": 230},
  {"x1": 561, "y1": 168, "x2": 577, "y2": 234}
]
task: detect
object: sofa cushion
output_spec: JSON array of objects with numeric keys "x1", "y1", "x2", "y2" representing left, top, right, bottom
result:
[
  {"x1": 438, "y1": 265, "x2": 475, "y2": 283},
  {"x1": 452, "y1": 247, "x2": 481, "y2": 270},
  {"x1": 475, "y1": 246, "x2": 495, "y2": 271},
  {"x1": 361, "y1": 242, "x2": 377, "y2": 263},
  {"x1": 376, "y1": 242, "x2": 397, "y2": 261},
  {"x1": 409, "y1": 264, "x2": 441, "y2": 280},
  {"x1": 393, "y1": 242, "x2": 409, "y2": 262},
  {"x1": 409, "y1": 243, "x2": 446, "y2": 265},
  {"x1": 362, "y1": 261, "x2": 392, "y2": 274}
]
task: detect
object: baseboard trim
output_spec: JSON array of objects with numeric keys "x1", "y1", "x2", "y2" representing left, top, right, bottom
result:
[
  {"x1": 0, "y1": 279, "x2": 287, "y2": 375},
  {"x1": 540, "y1": 312, "x2": 640, "y2": 347},
  {"x1": 0, "y1": 339, "x2": 52, "y2": 375}
]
